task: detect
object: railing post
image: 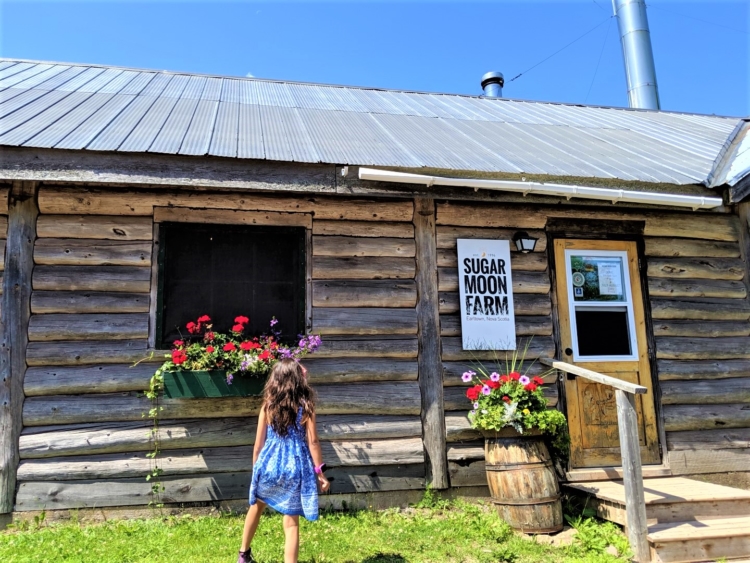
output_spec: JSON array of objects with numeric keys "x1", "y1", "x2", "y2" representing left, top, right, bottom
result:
[{"x1": 615, "y1": 389, "x2": 650, "y2": 562}]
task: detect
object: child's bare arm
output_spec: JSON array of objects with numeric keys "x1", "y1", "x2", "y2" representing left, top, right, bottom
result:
[
  {"x1": 305, "y1": 411, "x2": 330, "y2": 492},
  {"x1": 253, "y1": 406, "x2": 268, "y2": 465}
]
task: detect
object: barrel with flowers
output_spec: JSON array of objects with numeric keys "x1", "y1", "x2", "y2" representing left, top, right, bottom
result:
[{"x1": 462, "y1": 358, "x2": 567, "y2": 534}]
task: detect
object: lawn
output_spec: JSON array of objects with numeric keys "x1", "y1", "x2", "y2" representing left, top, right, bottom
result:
[{"x1": 0, "y1": 498, "x2": 629, "y2": 563}]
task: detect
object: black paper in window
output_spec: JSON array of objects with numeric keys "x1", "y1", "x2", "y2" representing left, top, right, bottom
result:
[
  {"x1": 159, "y1": 223, "x2": 304, "y2": 347},
  {"x1": 575, "y1": 309, "x2": 632, "y2": 357}
]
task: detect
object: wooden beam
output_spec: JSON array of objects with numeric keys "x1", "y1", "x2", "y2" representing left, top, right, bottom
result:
[
  {"x1": 650, "y1": 297, "x2": 750, "y2": 321},
  {"x1": 655, "y1": 336, "x2": 750, "y2": 360},
  {"x1": 312, "y1": 220, "x2": 414, "y2": 238},
  {"x1": 0, "y1": 181, "x2": 38, "y2": 514},
  {"x1": 657, "y1": 359, "x2": 750, "y2": 380},
  {"x1": 644, "y1": 237, "x2": 741, "y2": 258},
  {"x1": 28, "y1": 313, "x2": 150, "y2": 341},
  {"x1": 652, "y1": 320, "x2": 750, "y2": 338},
  {"x1": 36, "y1": 215, "x2": 153, "y2": 240},
  {"x1": 660, "y1": 378, "x2": 750, "y2": 405},
  {"x1": 32, "y1": 265, "x2": 151, "y2": 293},
  {"x1": 647, "y1": 257, "x2": 745, "y2": 280},
  {"x1": 312, "y1": 256, "x2": 416, "y2": 280},
  {"x1": 647, "y1": 278, "x2": 747, "y2": 299},
  {"x1": 664, "y1": 404, "x2": 750, "y2": 432},
  {"x1": 667, "y1": 427, "x2": 750, "y2": 451},
  {"x1": 413, "y1": 197, "x2": 448, "y2": 489},
  {"x1": 30, "y1": 291, "x2": 150, "y2": 314},
  {"x1": 311, "y1": 308, "x2": 418, "y2": 335},
  {"x1": 33, "y1": 239, "x2": 152, "y2": 267},
  {"x1": 313, "y1": 280, "x2": 416, "y2": 308},
  {"x1": 153, "y1": 206, "x2": 313, "y2": 229},
  {"x1": 312, "y1": 236, "x2": 415, "y2": 257},
  {"x1": 540, "y1": 358, "x2": 647, "y2": 394}
]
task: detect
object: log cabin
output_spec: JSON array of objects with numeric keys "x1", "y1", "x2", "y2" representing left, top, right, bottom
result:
[{"x1": 0, "y1": 59, "x2": 749, "y2": 556}]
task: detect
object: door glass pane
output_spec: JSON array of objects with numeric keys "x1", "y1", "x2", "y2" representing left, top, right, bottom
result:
[
  {"x1": 570, "y1": 255, "x2": 627, "y2": 302},
  {"x1": 575, "y1": 307, "x2": 632, "y2": 356}
]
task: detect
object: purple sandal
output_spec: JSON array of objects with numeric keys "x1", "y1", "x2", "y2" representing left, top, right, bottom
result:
[{"x1": 237, "y1": 548, "x2": 256, "y2": 563}]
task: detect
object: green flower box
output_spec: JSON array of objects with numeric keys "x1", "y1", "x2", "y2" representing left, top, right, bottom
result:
[{"x1": 162, "y1": 370, "x2": 266, "y2": 399}]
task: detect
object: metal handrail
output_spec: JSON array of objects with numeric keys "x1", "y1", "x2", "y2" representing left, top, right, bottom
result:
[{"x1": 540, "y1": 357, "x2": 651, "y2": 563}]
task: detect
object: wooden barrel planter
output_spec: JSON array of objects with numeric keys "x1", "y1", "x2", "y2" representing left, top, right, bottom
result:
[{"x1": 482, "y1": 428, "x2": 563, "y2": 534}]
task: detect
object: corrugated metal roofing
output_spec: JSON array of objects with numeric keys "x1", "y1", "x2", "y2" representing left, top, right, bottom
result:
[{"x1": 0, "y1": 59, "x2": 745, "y2": 186}]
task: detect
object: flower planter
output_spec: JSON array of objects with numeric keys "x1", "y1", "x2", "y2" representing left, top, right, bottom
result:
[
  {"x1": 162, "y1": 370, "x2": 266, "y2": 399},
  {"x1": 481, "y1": 428, "x2": 563, "y2": 534}
]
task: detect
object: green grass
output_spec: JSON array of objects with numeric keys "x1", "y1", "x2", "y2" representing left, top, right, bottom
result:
[{"x1": 1, "y1": 500, "x2": 629, "y2": 563}]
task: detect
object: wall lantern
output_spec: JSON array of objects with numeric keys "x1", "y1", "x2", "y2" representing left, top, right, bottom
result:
[{"x1": 512, "y1": 231, "x2": 538, "y2": 253}]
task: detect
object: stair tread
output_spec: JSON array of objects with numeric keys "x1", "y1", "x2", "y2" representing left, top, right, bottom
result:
[
  {"x1": 566, "y1": 477, "x2": 750, "y2": 505},
  {"x1": 648, "y1": 516, "x2": 750, "y2": 542}
]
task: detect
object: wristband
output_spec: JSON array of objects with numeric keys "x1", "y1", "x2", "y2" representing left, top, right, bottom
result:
[{"x1": 314, "y1": 463, "x2": 326, "y2": 475}]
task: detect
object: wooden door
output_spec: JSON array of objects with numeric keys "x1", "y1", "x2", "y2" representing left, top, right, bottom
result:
[{"x1": 554, "y1": 239, "x2": 660, "y2": 468}]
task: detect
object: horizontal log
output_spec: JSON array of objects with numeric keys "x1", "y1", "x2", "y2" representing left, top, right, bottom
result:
[
  {"x1": 439, "y1": 292, "x2": 551, "y2": 316},
  {"x1": 312, "y1": 307, "x2": 417, "y2": 335},
  {"x1": 438, "y1": 268, "x2": 549, "y2": 294},
  {"x1": 33, "y1": 265, "x2": 151, "y2": 293},
  {"x1": 19, "y1": 415, "x2": 423, "y2": 459},
  {"x1": 36, "y1": 215, "x2": 154, "y2": 240},
  {"x1": 312, "y1": 220, "x2": 414, "y2": 238},
  {"x1": 644, "y1": 237, "x2": 740, "y2": 258},
  {"x1": 312, "y1": 256, "x2": 415, "y2": 280},
  {"x1": 657, "y1": 359, "x2": 750, "y2": 381},
  {"x1": 38, "y1": 187, "x2": 414, "y2": 222},
  {"x1": 647, "y1": 257, "x2": 745, "y2": 280},
  {"x1": 443, "y1": 386, "x2": 558, "y2": 411},
  {"x1": 26, "y1": 340, "x2": 156, "y2": 366},
  {"x1": 660, "y1": 378, "x2": 750, "y2": 405},
  {"x1": 33, "y1": 239, "x2": 151, "y2": 267},
  {"x1": 0, "y1": 215, "x2": 6, "y2": 235},
  {"x1": 650, "y1": 298, "x2": 750, "y2": 321},
  {"x1": 313, "y1": 280, "x2": 416, "y2": 308},
  {"x1": 30, "y1": 291, "x2": 150, "y2": 314},
  {"x1": 17, "y1": 437, "x2": 425, "y2": 480},
  {"x1": 439, "y1": 315, "x2": 553, "y2": 337},
  {"x1": 652, "y1": 320, "x2": 750, "y2": 338},
  {"x1": 667, "y1": 428, "x2": 750, "y2": 451},
  {"x1": 312, "y1": 236, "x2": 415, "y2": 257},
  {"x1": 668, "y1": 448, "x2": 750, "y2": 475},
  {"x1": 28, "y1": 313, "x2": 150, "y2": 342},
  {"x1": 0, "y1": 239, "x2": 5, "y2": 270},
  {"x1": 647, "y1": 278, "x2": 747, "y2": 299},
  {"x1": 441, "y1": 335, "x2": 555, "y2": 362},
  {"x1": 437, "y1": 248, "x2": 548, "y2": 271},
  {"x1": 314, "y1": 336, "x2": 418, "y2": 359},
  {"x1": 663, "y1": 404, "x2": 750, "y2": 432},
  {"x1": 442, "y1": 361, "x2": 550, "y2": 387},
  {"x1": 446, "y1": 442, "x2": 485, "y2": 461},
  {"x1": 445, "y1": 412, "x2": 481, "y2": 442},
  {"x1": 303, "y1": 357, "x2": 420, "y2": 384},
  {"x1": 448, "y1": 460, "x2": 487, "y2": 488},
  {"x1": 655, "y1": 336, "x2": 750, "y2": 360},
  {"x1": 22, "y1": 381, "x2": 422, "y2": 426},
  {"x1": 153, "y1": 207, "x2": 312, "y2": 228},
  {"x1": 435, "y1": 226, "x2": 547, "y2": 252},
  {"x1": 23, "y1": 362, "x2": 160, "y2": 397}
]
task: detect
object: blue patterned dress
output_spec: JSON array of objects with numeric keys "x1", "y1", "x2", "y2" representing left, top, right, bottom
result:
[{"x1": 248, "y1": 406, "x2": 319, "y2": 521}]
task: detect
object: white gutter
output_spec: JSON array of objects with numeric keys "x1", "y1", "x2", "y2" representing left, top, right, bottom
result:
[{"x1": 358, "y1": 167, "x2": 723, "y2": 210}]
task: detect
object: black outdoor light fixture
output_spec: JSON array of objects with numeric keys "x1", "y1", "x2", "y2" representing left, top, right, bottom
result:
[{"x1": 512, "y1": 231, "x2": 538, "y2": 253}]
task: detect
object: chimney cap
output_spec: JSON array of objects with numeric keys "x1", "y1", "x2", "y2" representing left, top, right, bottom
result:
[{"x1": 481, "y1": 71, "x2": 505, "y2": 89}]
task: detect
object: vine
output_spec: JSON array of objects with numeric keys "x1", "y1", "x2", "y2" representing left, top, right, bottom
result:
[{"x1": 143, "y1": 361, "x2": 166, "y2": 508}]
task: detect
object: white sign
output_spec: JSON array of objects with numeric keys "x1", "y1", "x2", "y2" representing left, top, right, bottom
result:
[
  {"x1": 457, "y1": 239, "x2": 516, "y2": 350},
  {"x1": 598, "y1": 261, "x2": 623, "y2": 296}
]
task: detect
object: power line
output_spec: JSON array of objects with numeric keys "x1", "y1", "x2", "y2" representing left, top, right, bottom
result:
[
  {"x1": 648, "y1": 3, "x2": 748, "y2": 35},
  {"x1": 585, "y1": 18, "x2": 613, "y2": 104},
  {"x1": 509, "y1": 16, "x2": 614, "y2": 83},
  {"x1": 591, "y1": 0, "x2": 608, "y2": 12}
]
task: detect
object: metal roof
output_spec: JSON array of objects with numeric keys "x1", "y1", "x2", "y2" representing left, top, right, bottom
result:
[{"x1": 0, "y1": 59, "x2": 745, "y2": 186}]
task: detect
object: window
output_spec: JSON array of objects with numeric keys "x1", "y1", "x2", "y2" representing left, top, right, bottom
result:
[{"x1": 157, "y1": 223, "x2": 306, "y2": 348}]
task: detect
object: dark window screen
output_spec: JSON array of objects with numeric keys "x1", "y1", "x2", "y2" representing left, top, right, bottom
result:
[
  {"x1": 575, "y1": 309, "x2": 632, "y2": 357},
  {"x1": 158, "y1": 223, "x2": 305, "y2": 347}
]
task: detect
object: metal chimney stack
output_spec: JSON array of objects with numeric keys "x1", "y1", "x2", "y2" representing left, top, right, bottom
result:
[
  {"x1": 481, "y1": 71, "x2": 504, "y2": 98},
  {"x1": 613, "y1": 0, "x2": 660, "y2": 110}
]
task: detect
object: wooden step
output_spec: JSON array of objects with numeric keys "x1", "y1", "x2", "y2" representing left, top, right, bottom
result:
[
  {"x1": 565, "y1": 477, "x2": 750, "y2": 525},
  {"x1": 649, "y1": 516, "x2": 750, "y2": 563}
]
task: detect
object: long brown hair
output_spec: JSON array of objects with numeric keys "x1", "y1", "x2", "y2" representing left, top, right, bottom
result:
[{"x1": 263, "y1": 359, "x2": 315, "y2": 437}]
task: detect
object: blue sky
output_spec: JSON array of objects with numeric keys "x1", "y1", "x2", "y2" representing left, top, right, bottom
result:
[{"x1": 1, "y1": 1, "x2": 747, "y2": 116}]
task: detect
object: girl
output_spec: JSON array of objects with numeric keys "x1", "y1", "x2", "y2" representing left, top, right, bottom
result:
[{"x1": 238, "y1": 359, "x2": 330, "y2": 563}]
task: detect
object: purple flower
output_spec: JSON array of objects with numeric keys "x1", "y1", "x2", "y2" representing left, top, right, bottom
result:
[
  {"x1": 490, "y1": 372, "x2": 500, "y2": 382},
  {"x1": 226, "y1": 373, "x2": 234, "y2": 385},
  {"x1": 270, "y1": 318, "x2": 278, "y2": 327},
  {"x1": 519, "y1": 375, "x2": 530, "y2": 385},
  {"x1": 461, "y1": 371, "x2": 473, "y2": 383},
  {"x1": 481, "y1": 385, "x2": 491, "y2": 396},
  {"x1": 473, "y1": 402, "x2": 480, "y2": 410}
]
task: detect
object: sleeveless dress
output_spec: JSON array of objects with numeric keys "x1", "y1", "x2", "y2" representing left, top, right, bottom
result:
[{"x1": 248, "y1": 406, "x2": 319, "y2": 521}]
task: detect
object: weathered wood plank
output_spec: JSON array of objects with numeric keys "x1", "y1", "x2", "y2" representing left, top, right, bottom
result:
[
  {"x1": 0, "y1": 241, "x2": 5, "y2": 271},
  {"x1": 312, "y1": 307, "x2": 417, "y2": 335},
  {"x1": 443, "y1": 386, "x2": 558, "y2": 411},
  {"x1": 442, "y1": 361, "x2": 548, "y2": 387},
  {"x1": 33, "y1": 239, "x2": 151, "y2": 267},
  {"x1": 312, "y1": 220, "x2": 414, "y2": 238},
  {"x1": 36, "y1": 215, "x2": 154, "y2": 240},
  {"x1": 30, "y1": 291, "x2": 150, "y2": 314},
  {"x1": 647, "y1": 257, "x2": 745, "y2": 280},
  {"x1": 28, "y1": 313, "x2": 150, "y2": 342},
  {"x1": 446, "y1": 442, "x2": 485, "y2": 461},
  {"x1": 312, "y1": 256, "x2": 415, "y2": 280},
  {"x1": 439, "y1": 292, "x2": 551, "y2": 316},
  {"x1": 436, "y1": 226, "x2": 547, "y2": 252},
  {"x1": 655, "y1": 336, "x2": 750, "y2": 360},
  {"x1": 448, "y1": 460, "x2": 487, "y2": 487},
  {"x1": 668, "y1": 448, "x2": 750, "y2": 475},
  {"x1": 445, "y1": 412, "x2": 481, "y2": 442},
  {"x1": 22, "y1": 382, "x2": 423, "y2": 425},
  {"x1": 663, "y1": 404, "x2": 750, "y2": 432},
  {"x1": 0, "y1": 181, "x2": 38, "y2": 513},
  {"x1": 312, "y1": 280, "x2": 417, "y2": 308},
  {"x1": 667, "y1": 428, "x2": 750, "y2": 451},
  {"x1": 303, "y1": 358, "x2": 418, "y2": 384},
  {"x1": 652, "y1": 320, "x2": 750, "y2": 338},
  {"x1": 439, "y1": 315, "x2": 553, "y2": 337},
  {"x1": 23, "y1": 363, "x2": 161, "y2": 397},
  {"x1": 19, "y1": 415, "x2": 423, "y2": 459},
  {"x1": 313, "y1": 236, "x2": 415, "y2": 257},
  {"x1": 153, "y1": 207, "x2": 312, "y2": 228},
  {"x1": 650, "y1": 298, "x2": 750, "y2": 321},
  {"x1": 314, "y1": 336, "x2": 418, "y2": 359},
  {"x1": 441, "y1": 335, "x2": 555, "y2": 361},
  {"x1": 25, "y1": 340, "x2": 154, "y2": 366},
  {"x1": 438, "y1": 267, "x2": 550, "y2": 294},
  {"x1": 437, "y1": 248, "x2": 548, "y2": 271},
  {"x1": 32, "y1": 265, "x2": 151, "y2": 293},
  {"x1": 644, "y1": 237, "x2": 740, "y2": 258},
  {"x1": 647, "y1": 277, "x2": 747, "y2": 299},
  {"x1": 660, "y1": 378, "x2": 750, "y2": 405},
  {"x1": 658, "y1": 359, "x2": 750, "y2": 381}
]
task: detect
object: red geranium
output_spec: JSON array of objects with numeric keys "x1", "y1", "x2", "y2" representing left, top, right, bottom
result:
[
  {"x1": 173, "y1": 340, "x2": 184, "y2": 347},
  {"x1": 502, "y1": 395, "x2": 511, "y2": 403},
  {"x1": 205, "y1": 332, "x2": 215, "y2": 341},
  {"x1": 509, "y1": 372, "x2": 521, "y2": 381},
  {"x1": 466, "y1": 385, "x2": 481, "y2": 401},
  {"x1": 197, "y1": 315, "x2": 211, "y2": 323},
  {"x1": 232, "y1": 323, "x2": 244, "y2": 332},
  {"x1": 172, "y1": 350, "x2": 187, "y2": 365},
  {"x1": 186, "y1": 322, "x2": 197, "y2": 334},
  {"x1": 206, "y1": 345, "x2": 215, "y2": 353},
  {"x1": 487, "y1": 380, "x2": 500, "y2": 389},
  {"x1": 234, "y1": 315, "x2": 249, "y2": 324},
  {"x1": 525, "y1": 383, "x2": 538, "y2": 392},
  {"x1": 258, "y1": 350, "x2": 272, "y2": 362},
  {"x1": 223, "y1": 343, "x2": 236, "y2": 352},
  {"x1": 532, "y1": 376, "x2": 544, "y2": 386},
  {"x1": 500, "y1": 375, "x2": 509, "y2": 383}
]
